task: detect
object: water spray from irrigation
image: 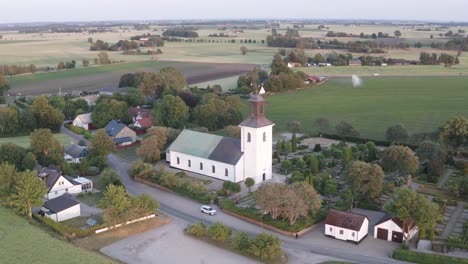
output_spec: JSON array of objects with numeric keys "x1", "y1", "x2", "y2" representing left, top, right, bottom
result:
[{"x1": 352, "y1": 75, "x2": 363, "y2": 88}]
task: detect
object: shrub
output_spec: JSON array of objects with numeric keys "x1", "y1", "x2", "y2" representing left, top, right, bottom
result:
[
  {"x1": 186, "y1": 222, "x2": 207, "y2": 237},
  {"x1": 322, "y1": 148, "x2": 332, "y2": 158},
  {"x1": 231, "y1": 231, "x2": 251, "y2": 251},
  {"x1": 222, "y1": 181, "x2": 241, "y2": 195},
  {"x1": 208, "y1": 222, "x2": 232, "y2": 242},
  {"x1": 392, "y1": 248, "x2": 468, "y2": 264},
  {"x1": 87, "y1": 166, "x2": 100, "y2": 176},
  {"x1": 313, "y1": 144, "x2": 322, "y2": 152},
  {"x1": 248, "y1": 233, "x2": 282, "y2": 260}
]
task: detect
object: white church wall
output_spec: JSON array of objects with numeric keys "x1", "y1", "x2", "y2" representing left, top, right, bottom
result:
[
  {"x1": 241, "y1": 125, "x2": 273, "y2": 184},
  {"x1": 169, "y1": 151, "x2": 239, "y2": 182}
]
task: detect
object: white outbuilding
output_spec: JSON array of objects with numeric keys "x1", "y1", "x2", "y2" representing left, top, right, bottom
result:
[
  {"x1": 374, "y1": 215, "x2": 418, "y2": 243},
  {"x1": 166, "y1": 94, "x2": 274, "y2": 184},
  {"x1": 324, "y1": 209, "x2": 369, "y2": 244},
  {"x1": 72, "y1": 113, "x2": 93, "y2": 130},
  {"x1": 42, "y1": 195, "x2": 81, "y2": 222}
]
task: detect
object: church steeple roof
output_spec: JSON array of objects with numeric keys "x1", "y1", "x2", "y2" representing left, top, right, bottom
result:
[{"x1": 239, "y1": 94, "x2": 274, "y2": 128}]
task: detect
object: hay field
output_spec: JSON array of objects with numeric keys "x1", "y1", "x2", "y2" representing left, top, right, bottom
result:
[
  {"x1": 0, "y1": 206, "x2": 114, "y2": 264},
  {"x1": 261, "y1": 76, "x2": 468, "y2": 140}
]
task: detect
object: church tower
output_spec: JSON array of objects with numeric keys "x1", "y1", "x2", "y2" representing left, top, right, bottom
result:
[{"x1": 239, "y1": 94, "x2": 274, "y2": 183}]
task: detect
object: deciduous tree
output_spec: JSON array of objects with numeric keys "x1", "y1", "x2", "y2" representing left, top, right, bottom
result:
[
  {"x1": 92, "y1": 98, "x2": 131, "y2": 128},
  {"x1": 336, "y1": 121, "x2": 359, "y2": 137},
  {"x1": 385, "y1": 124, "x2": 409, "y2": 143},
  {"x1": 90, "y1": 129, "x2": 115, "y2": 158},
  {"x1": 31, "y1": 96, "x2": 65, "y2": 130},
  {"x1": 240, "y1": 46, "x2": 248, "y2": 55},
  {"x1": 131, "y1": 193, "x2": 160, "y2": 217},
  {"x1": 9, "y1": 170, "x2": 48, "y2": 218},
  {"x1": 0, "y1": 75, "x2": 10, "y2": 96},
  {"x1": 30, "y1": 129, "x2": 63, "y2": 167},
  {"x1": 440, "y1": 117, "x2": 468, "y2": 156},
  {"x1": 382, "y1": 145, "x2": 419, "y2": 176},
  {"x1": 245, "y1": 177, "x2": 255, "y2": 193},
  {"x1": 153, "y1": 95, "x2": 189, "y2": 129},
  {"x1": 346, "y1": 161, "x2": 384, "y2": 202},
  {"x1": 314, "y1": 117, "x2": 329, "y2": 133},
  {"x1": 99, "y1": 185, "x2": 132, "y2": 227}
]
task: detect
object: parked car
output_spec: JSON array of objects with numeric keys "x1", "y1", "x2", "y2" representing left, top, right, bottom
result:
[{"x1": 200, "y1": 205, "x2": 216, "y2": 216}]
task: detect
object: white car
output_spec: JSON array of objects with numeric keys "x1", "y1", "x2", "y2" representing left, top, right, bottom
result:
[{"x1": 200, "y1": 205, "x2": 216, "y2": 216}]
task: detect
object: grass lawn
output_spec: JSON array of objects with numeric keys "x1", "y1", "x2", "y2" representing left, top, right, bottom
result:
[
  {"x1": 193, "y1": 75, "x2": 239, "y2": 91},
  {"x1": 0, "y1": 133, "x2": 74, "y2": 148},
  {"x1": 0, "y1": 206, "x2": 114, "y2": 264},
  {"x1": 260, "y1": 76, "x2": 468, "y2": 140}
]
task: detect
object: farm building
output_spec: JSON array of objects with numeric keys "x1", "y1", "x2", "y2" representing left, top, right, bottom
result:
[
  {"x1": 306, "y1": 76, "x2": 318, "y2": 83},
  {"x1": 133, "y1": 117, "x2": 152, "y2": 129},
  {"x1": 105, "y1": 120, "x2": 137, "y2": 146},
  {"x1": 374, "y1": 215, "x2": 418, "y2": 243},
  {"x1": 35, "y1": 165, "x2": 93, "y2": 199},
  {"x1": 42, "y1": 195, "x2": 81, "y2": 222},
  {"x1": 64, "y1": 143, "x2": 88, "y2": 163},
  {"x1": 348, "y1": 59, "x2": 362, "y2": 66},
  {"x1": 287, "y1": 62, "x2": 302, "y2": 68},
  {"x1": 72, "y1": 113, "x2": 93, "y2": 130},
  {"x1": 324, "y1": 209, "x2": 369, "y2": 244},
  {"x1": 166, "y1": 94, "x2": 274, "y2": 183},
  {"x1": 128, "y1": 107, "x2": 152, "y2": 122}
]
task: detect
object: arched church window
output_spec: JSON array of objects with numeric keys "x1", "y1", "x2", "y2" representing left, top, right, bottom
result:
[
  {"x1": 263, "y1": 132, "x2": 266, "y2": 142},
  {"x1": 247, "y1": 132, "x2": 251, "y2": 142}
]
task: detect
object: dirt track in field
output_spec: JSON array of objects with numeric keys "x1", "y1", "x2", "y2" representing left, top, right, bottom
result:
[{"x1": 10, "y1": 62, "x2": 254, "y2": 95}]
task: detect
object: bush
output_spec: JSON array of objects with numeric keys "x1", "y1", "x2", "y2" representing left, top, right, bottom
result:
[
  {"x1": 231, "y1": 231, "x2": 251, "y2": 251},
  {"x1": 222, "y1": 181, "x2": 241, "y2": 194},
  {"x1": 208, "y1": 222, "x2": 232, "y2": 242},
  {"x1": 87, "y1": 166, "x2": 100, "y2": 176},
  {"x1": 313, "y1": 144, "x2": 322, "y2": 152},
  {"x1": 248, "y1": 232, "x2": 282, "y2": 260},
  {"x1": 392, "y1": 248, "x2": 468, "y2": 264},
  {"x1": 186, "y1": 222, "x2": 207, "y2": 237}
]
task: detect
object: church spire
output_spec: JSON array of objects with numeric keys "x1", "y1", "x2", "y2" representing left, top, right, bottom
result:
[{"x1": 239, "y1": 94, "x2": 273, "y2": 128}]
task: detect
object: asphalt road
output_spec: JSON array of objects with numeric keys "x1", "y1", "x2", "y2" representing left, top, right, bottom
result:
[{"x1": 106, "y1": 153, "x2": 407, "y2": 264}]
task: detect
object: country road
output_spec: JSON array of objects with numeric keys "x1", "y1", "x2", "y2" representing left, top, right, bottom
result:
[{"x1": 107, "y1": 153, "x2": 408, "y2": 264}]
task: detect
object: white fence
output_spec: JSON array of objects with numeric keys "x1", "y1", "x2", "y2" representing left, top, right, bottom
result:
[{"x1": 95, "y1": 214, "x2": 156, "y2": 234}]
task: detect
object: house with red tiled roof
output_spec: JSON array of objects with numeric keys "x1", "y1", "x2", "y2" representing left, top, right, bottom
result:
[{"x1": 128, "y1": 107, "x2": 152, "y2": 122}]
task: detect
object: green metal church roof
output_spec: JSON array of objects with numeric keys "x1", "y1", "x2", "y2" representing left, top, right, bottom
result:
[{"x1": 167, "y1": 129, "x2": 223, "y2": 158}]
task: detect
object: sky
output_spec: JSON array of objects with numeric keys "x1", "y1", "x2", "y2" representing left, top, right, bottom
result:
[{"x1": 1, "y1": 0, "x2": 467, "y2": 23}]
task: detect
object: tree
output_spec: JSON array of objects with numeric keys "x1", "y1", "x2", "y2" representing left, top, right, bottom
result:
[
  {"x1": 255, "y1": 183, "x2": 287, "y2": 220},
  {"x1": 346, "y1": 161, "x2": 384, "y2": 202},
  {"x1": 82, "y1": 59, "x2": 89, "y2": 67},
  {"x1": 292, "y1": 182, "x2": 322, "y2": 214},
  {"x1": 381, "y1": 145, "x2": 419, "y2": 176},
  {"x1": 222, "y1": 181, "x2": 241, "y2": 195},
  {"x1": 440, "y1": 117, "x2": 468, "y2": 156},
  {"x1": 291, "y1": 133, "x2": 297, "y2": 152},
  {"x1": 99, "y1": 185, "x2": 132, "y2": 227},
  {"x1": 386, "y1": 124, "x2": 409, "y2": 143},
  {"x1": 0, "y1": 163, "x2": 17, "y2": 202},
  {"x1": 208, "y1": 222, "x2": 232, "y2": 242},
  {"x1": 97, "y1": 51, "x2": 109, "y2": 64},
  {"x1": 287, "y1": 120, "x2": 301, "y2": 133},
  {"x1": 248, "y1": 233, "x2": 282, "y2": 260},
  {"x1": 270, "y1": 54, "x2": 291, "y2": 75},
  {"x1": 137, "y1": 136, "x2": 163, "y2": 163},
  {"x1": 153, "y1": 95, "x2": 189, "y2": 129},
  {"x1": 417, "y1": 140, "x2": 447, "y2": 181},
  {"x1": 343, "y1": 146, "x2": 353, "y2": 164},
  {"x1": 240, "y1": 46, "x2": 248, "y2": 55},
  {"x1": 386, "y1": 188, "x2": 442, "y2": 240},
  {"x1": 87, "y1": 37, "x2": 93, "y2": 43},
  {"x1": 314, "y1": 118, "x2": 330, "y2": 133},
  {"x1": 90, "y1": 129, "x2": 115, "y2": 158},
  {"x1": 394, "y1": 30, "x2": 402, "y2": 38},
  {"x1": 99, "y1": 168, "x2": 124, "y2": 188},
  {"x1": 245, "y1": 178, "x2": 255, "y2": 193},
  {"x1": 9, "y1": 170, "x2": 48, "y2": 218},
  {"x1": 92, "y1": 98, "x2": 131, "y2": 128},
  {"x1": 231, "y1": 231, "x2": 251, "y2": 251},
  {"x1": 131, "y1": 194, "x2": 160, "y2": 217},
  {"x1": 280, "y1": 160, "x2": 292, "y2": 174},
  {"x1": 313, "y1": 53, "x2": 325, "y2": 63},
  {"x1": 0, "y1": 75, "x2": 11, "y2": 96},
  {"x1": 157, "y1": 67, "x2": 187, "y2": 95},
  {"x1": 123, "y1": 88, "x2": 145, "y2": 107},
  {"x1": 336, "y1": 121, "x2": 359, "y2": 137},
  {"x1": 31, "y1": 96, "x2": 65, "y2": 130},
  {"x1": 30, "y1": 129, "x2": 63, "y2": 166},
  {"x1": 225, "y1": 125, "x2": 241, "y2": 138}
]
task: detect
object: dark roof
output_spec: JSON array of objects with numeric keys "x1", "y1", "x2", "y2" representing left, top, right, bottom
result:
[
  {"x1": 375, "y1": 215, "x2": 415, "y2": 233},
  {"x1": 43, "y1": 195, "x2": 80, "y2": 213},
  {"x1": 239, "y1": 116, "x2": 274, "y2": 128},
  {"x1": 64, "y1": 176, "x2": 81, "y2": 185},
  {"x1": 34, "y1": 164, "x2": 64, "y2": 191},
  {"x1": 64, "y1": 143, "x2": 88, "y2": 158},
  {"x1": 105, "y1": 120, "x2": 126, "y2": 137},
  {"x1": 324, "y1": 209, "x2": 368, "y2": 231},
  {"x1": 113, "y1": 137, "x2": 132, "y2": 144},
  {"x1": 128, "y1": 107, "x2": 151, "y2": 119},
  {"x1": 208, "y1": 137, "x2": 243, "y2": 165}
]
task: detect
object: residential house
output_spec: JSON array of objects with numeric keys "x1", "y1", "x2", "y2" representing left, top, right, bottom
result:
[
  {"x1": 128, "y1": 107, "x2": 152, "y2": 122},
  {"x1": 318, "y1": 62, "x2": 332, "y2": 67},
  {"x1": 64, "y1": 143, "x2": 89, "y2": 163},
  {"x1": 305, "y1": 76, "x2": 318, "y2": 84},
  {"x1": 374, "y1": 215, "x2": 418, "y2": 243},
  {"x1": 42, "y1": 195, "x2": 80, "y2": 222},
  {"x1": 166, "y1": 94, "x2": 274, "y2": 183},
  {"x1": 35, "y1": 165, "x2": 82, "y2": 199},
  {"x1": 105, "y1": 120, "x2": 137, "y2": 146},
  {"x1": 348, "y1": 59, "x2": 362, "y2": 66},
  {"x1": 133, "y1": 118, "x2": 152, "y2": 129},
  {"x1": 72, "y1": 113, "x2": 93, "y2": 130},
  {"x1": 35, "y1": 165, "x2": 93, "y2": 199},
  {"x1": 324, "y1": 209, "x2": 369, "y2": 244},
  {"x1": 287, "y1": 62, "x2": 302, "y2": 68}
]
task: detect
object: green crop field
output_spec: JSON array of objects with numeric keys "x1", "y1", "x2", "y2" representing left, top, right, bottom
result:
[
  {"x1": 0, "y1": 206, "x2": 114, "y2": 264},
  {"x1": 0, "y1": 133, "x2": 74, "y2": 148},
  {"x1": 194, "y1": 75, "x2": 239, "y2": 91},
  {"x1": 261, "y1": 76, "x2": 468, "y2": 140}
]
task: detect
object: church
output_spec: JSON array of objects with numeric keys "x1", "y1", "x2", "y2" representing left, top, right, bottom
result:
[{"x1": 166, "y1": 94, "x2": 274, "y2": 183}]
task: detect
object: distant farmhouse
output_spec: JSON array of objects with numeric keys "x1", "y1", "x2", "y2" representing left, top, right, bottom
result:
[
  {"x1": 72, "y1": 113, "x2": 93, "y2": 130},
  {"x1": 105, "y1": 119, "x2": 137, "y2": 147},
  {"x1": 324, "y1": 209, "x2": 369, "y2": 244},
  {"x1": 166, "y1": 94, "x2": 274, "y2": 183}
]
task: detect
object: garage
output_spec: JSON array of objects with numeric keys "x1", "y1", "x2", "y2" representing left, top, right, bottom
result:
[
  {"x1": 392, "y1": 231, "x2": 403, "y2": 243},
  {"x1": 377, "y1": 228, "x2": 388, "y2": 240}
]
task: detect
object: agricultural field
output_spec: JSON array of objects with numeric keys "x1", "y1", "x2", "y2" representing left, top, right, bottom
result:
[
  {"x1": 8, "y1": 60, "x2": 253, "y2": 95},
  {"x1": 0, "y1": 133, "x2": 73, "y2": 148},
  {"x1": 0, "y1": 206, "x2": 114, "y2": 264},
  {"x1": 193, "y1": 75, "x2": 239, "y2": 91},
  {"x1": 261, "y1": 76, "x2": 468, "y2": 140}
]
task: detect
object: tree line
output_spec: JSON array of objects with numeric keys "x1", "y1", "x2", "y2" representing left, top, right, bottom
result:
[
  {"x1": 419, "y1": 52, "x2": 460, "y2": 66},
  {"x1": 162, "y1": 29, "x2": 199, "y2": 38}
]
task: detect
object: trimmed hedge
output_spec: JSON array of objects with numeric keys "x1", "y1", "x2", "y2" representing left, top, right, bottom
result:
[
  {"x1": 319, "y1": 133, "x2": 418, "y2": 149},
  {"x1": 33, "y1": 214, "x2": 105, "y2": 239},
  {"x1": 219, "y1": 199, "x2": 317, "y2": 232},
  {"x1": 392, "y1": 248, "x2": 468, "y2": 264}
]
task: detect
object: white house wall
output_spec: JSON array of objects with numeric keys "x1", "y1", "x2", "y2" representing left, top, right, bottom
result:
[
  {"x1": 357, "y1": 219, "x2": 369, "y2": 242},
  {"x1": 169, "y1": 151, "x2": 239, "y2": 182},
  {"x1": 46, "y1": 176, "x2": 82, "y2": 199},
  {"x1": 374, "y1": 220, "x2": 418, "y2": 241},
  {"x1": 240, "y1": 125, "x2": 273, "y2": 184},
  {"x1": 325, "y1": 219, "x2": 368, "y2": 243},
  {"x1": 47, "y1": 204, "x2": 81, "y2": 222},
  {"x1": 72, "y1": 118, "x2": 88, "y2": 130}
]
